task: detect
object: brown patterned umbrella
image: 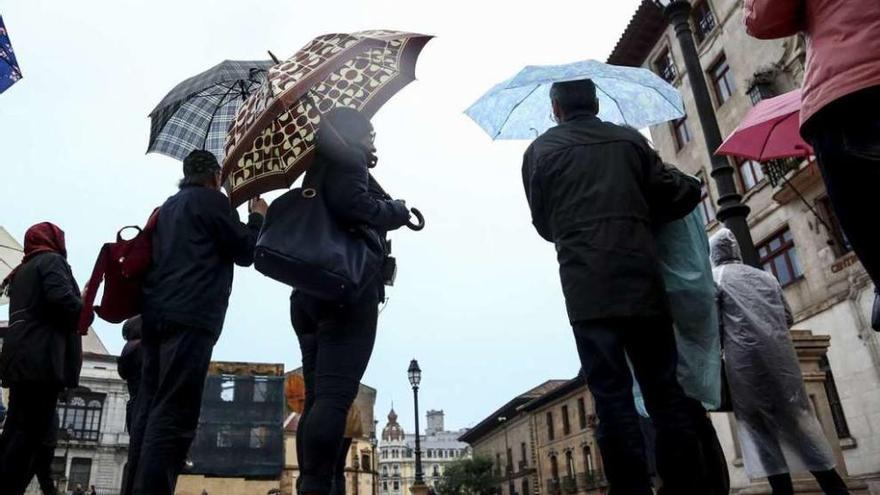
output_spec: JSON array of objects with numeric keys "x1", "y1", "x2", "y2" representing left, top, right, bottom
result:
[{"x1": 222, "y1": 30, "x2": 432, "y2": 206}]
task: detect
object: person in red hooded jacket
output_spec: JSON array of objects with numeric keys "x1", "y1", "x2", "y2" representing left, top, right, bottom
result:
[
  {"x1": 744, "y1": 0, "x2": 880, "y2": 331},
  {"x1": 0, "y1": 222, "x2": 83, "y2": 495}
]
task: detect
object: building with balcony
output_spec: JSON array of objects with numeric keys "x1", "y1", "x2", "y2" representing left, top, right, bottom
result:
[
  {"x1": 460, "y1": 379, "x2": 609, "y2": 495},
  {"x1": 609, "y1": 1, "x2": 880, "y2": 492}
]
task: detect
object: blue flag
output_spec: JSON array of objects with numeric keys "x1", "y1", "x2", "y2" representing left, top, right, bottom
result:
[{"x1": 0, "y1": 16, "x2": 23, "y2": 93}]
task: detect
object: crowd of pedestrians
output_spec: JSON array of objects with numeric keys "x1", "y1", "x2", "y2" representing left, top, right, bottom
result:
[{"x1": 2, "y1": 0, "x2": 878, "y2": 493}]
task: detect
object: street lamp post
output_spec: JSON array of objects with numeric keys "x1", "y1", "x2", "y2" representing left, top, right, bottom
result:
[
  {"x1": 408, "y1": 359, "x2": 427, "y2": 493},
  {"x1": 654, "y1": 0, "x2": 761, "y2": 267}
]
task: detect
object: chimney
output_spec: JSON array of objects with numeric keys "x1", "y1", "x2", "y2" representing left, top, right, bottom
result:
[{"x1": 426, "y1": 410, "x2": 444, "y2": 435}]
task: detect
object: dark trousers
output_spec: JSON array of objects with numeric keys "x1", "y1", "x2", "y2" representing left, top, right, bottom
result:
[
  {"x1": 330, "y1": 437, "x2": 354, "y2": 495},
  {"x1": 0, "y1": 385, "x2": 60, "y2": 495},
  {"x1": 28, "y1": 411, "x2": 59, "y2": 495},
  {"x1": 808, "y1": 86, "x2": 880, "y2": 293},
  {"x1": 573, "y1": 317, "x2": 709, "y2": 495},
  {"x1": 767, "y1": 469, "x2": 849, "y2": 494},
  {"x1": 291, "y1": 293, "x2": 378, "y2": 494},
  {"x1": 122, "y1": 321, "x2": 215, "y2": 495}
]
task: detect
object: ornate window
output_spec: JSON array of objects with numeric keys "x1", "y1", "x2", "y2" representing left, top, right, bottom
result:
[
  {"x1": 561, "y1": 405, "x2": 571, "y2": 436},
  {"x1": 57, "y1": 390, "x2": 104, "y2": 442},
  {"x1": 691, "y1": 1, "x2": 717, "y2": 44},
  {"x1": 757, "y1": 227, "x2": 804, "y2": 286},
  {"x1": 653, "y1": 47, "x2": 677, "y2": 83},
  {"x1": 672, "y1": 115, "x2": 692, "y2": 151},
  {"x1": 583, "y1": 445, "x2": 595, "y2": 476},
  {"x1": 69, "y1": 457, "x2": 92, "y2": 489},
  {"x1": 709, "y1": 55, "x2": 736, "y2": 106},
  {"x1": 577, "y1": 398, "x2": 587, "y2": 430},
  {"x1": 697, "y1": 174, "x2": 716, "y2": 226},
  {"x1": 550, "y1": 455, "x2": 559, "y2": 481},
  {"x1": 820, "y1": 355, "x2": 851, "y2": 439},
  {"x1": 738, "y1": 159, "x2": 766, "y2": 192}
]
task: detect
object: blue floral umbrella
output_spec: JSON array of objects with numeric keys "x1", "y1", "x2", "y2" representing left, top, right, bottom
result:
[
  {"x1": 465, "y1": 59, "x2": 685, "y2": 140},
  {"x1": 0, "y1": 16, "x2": 23, "y2": 94}
]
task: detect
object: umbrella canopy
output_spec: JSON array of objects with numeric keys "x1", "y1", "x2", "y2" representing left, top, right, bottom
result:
[
  {"x1": 222, "y1": 30, "x2": 432, "y2": 206},
  {"x1": 0, "y1": 16, "x2": 23, "y2": 94},
  {"x1": 716, "y1": 89, "x2": 812, "y2": 161},
  {"x1": 148, "y1": 60, "x2": 274, "y2": 162},
  {"x1": 465, "y1": 60, "x2": 685, "y2": 140}
]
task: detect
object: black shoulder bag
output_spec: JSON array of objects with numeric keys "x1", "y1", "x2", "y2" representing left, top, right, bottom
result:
[{"x1": 254, "y1": 166, "x2": 384, "y2": 302}]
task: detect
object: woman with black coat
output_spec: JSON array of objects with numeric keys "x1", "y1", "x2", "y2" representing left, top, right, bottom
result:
[
  {"x1": 0, "y1": 222, "x2": 83, "y2": 494},
  {"x1": 291, "y1": 107, "x2": 411, "y2": 495}
]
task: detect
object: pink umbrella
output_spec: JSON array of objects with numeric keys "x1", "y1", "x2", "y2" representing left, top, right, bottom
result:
[{"x1": 716, "y1": 89, "x2": 813, "y2": 161}]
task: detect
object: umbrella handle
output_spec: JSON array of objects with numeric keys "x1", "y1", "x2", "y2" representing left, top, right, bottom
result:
[{"x1": 407, "y1": 208, "x2": 425, "y2": 231}]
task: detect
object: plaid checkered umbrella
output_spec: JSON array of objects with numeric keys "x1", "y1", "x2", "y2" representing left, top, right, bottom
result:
[
  {"x1": 148, "y1": 60, "x2": 274, "y2": 162},
  {"x1": 222, "y1": 30, "x2": 432, "y2": 206}
]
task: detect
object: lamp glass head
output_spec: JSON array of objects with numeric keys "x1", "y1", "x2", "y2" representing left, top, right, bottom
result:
[{"x1": 408, "y1": 359, "x2": 422, "y2": 387}]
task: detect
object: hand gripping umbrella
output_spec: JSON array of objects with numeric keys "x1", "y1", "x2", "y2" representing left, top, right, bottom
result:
[
  {"x1": 148, "y1": 60, "x2": 274, "y2": 162},
  {"x1": 222, "y1": 30, "x2": 431, "y2": 218}
]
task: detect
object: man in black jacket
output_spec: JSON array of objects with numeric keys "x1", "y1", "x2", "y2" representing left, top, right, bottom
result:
[
  {"x1": 123, "y1": 150, "x2": 267, "y2": 495},
  {"x1": 522, "y1": 79, "x2": 706, "y2": 495}
]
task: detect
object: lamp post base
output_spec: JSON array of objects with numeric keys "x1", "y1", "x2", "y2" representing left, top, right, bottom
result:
[{"x1": 410, "y1": 482, "x2": 430, "y2": 495}]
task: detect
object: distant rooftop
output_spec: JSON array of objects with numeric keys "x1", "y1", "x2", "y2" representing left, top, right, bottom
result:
[
  {"x1": 458, "y1": 379, "x2": 568, "y2": 444},
  {"x1": 607, "y1": 0, "x2": 667, "y2": 67}
]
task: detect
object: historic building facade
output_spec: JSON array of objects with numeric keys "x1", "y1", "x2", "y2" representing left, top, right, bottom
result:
[
  {"x1": 460, "y1": 379, "x2": 608, "y2": 495},
  {"x1": 608, "y1": 1, "x2": 880, "y2": 492},
  {"x1": 378, "y1": 408, "x2": 471, "y2": 494}
]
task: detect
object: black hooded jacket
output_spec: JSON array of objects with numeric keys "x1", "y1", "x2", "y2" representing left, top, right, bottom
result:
[{"x1": 522, "y1": 113, "x2": 701, "y2": 322}]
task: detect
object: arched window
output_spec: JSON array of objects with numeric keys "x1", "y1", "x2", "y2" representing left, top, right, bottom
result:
[
  {"x1": 550, "y1": 455, "x2": 559, "y2": 480},
  {"x1": 583, "y1": 445, "x2": 594, "y2": 476},
  {"x1": 57, "y1": 390, "x2": 104, "y2": 442},
  {"x1": 565, "y1": 450, "x2": 575, "y2": 478}
]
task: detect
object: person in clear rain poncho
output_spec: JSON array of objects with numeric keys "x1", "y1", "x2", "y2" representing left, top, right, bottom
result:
[{"x1": 709, "y1": 228, "x2": 849, "y2": 495}]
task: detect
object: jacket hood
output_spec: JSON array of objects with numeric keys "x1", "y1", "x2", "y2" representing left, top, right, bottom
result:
[{"x1": 709, "y1": 228, "x2": 742, "y2": 266}]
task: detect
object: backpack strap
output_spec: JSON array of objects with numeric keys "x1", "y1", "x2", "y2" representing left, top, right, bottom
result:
[{"x1": 78, "y1": 243, "x2": 111, "y2": 335}]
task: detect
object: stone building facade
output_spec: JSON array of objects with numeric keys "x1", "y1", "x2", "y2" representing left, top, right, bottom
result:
[
  {"x1": 460, "y1": 379, "x2": 608, "y2": 495},
  {"x1": 608, "y1": 1, "x2": 880, "y2": 492},
  {"x1": 378, "y1": 408, "x2": 470, "y2": 494}
]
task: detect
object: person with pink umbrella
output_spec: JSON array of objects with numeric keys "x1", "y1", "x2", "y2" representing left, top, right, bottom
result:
[{"x1": 743, "y1": 0, "x2": 880, "y2": 331}]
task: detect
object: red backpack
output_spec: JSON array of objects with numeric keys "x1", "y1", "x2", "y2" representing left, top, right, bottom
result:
[{"x1": 78, "y1": 209, "x2": 158, "y2": 334}]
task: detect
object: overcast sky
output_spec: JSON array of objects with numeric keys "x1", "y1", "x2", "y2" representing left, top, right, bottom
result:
[{"x1": 1, "y1": 0, "x2": 642, "y2": 434}]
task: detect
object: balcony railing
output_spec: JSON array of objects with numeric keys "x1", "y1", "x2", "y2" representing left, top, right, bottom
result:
[
  {"x1": 561, "y1": 476, "x2": 577, "y2": 494},
  {"x1": 576, "y1": 471, "x2": 606, "y2": 490},
  {"x1": 546, "y1": 479, "x2": 561, "y2": 495}
]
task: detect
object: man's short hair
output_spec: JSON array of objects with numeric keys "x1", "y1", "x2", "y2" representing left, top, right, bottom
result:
[{"x1": 550, "y1": 79, "x2": 599, "y2": 115}]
